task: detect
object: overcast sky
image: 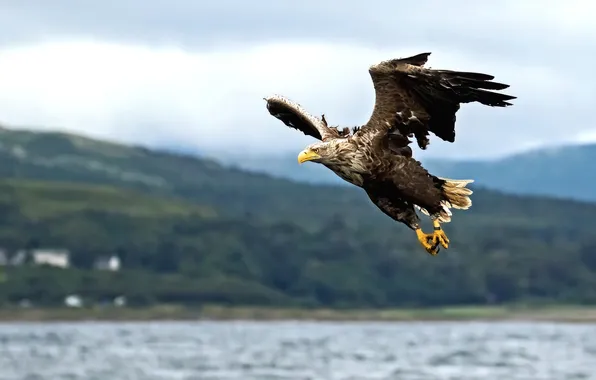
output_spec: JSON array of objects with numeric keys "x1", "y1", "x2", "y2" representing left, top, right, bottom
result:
[{"x1": 0, "y1": 0, "x2": 594, "y2": 160}]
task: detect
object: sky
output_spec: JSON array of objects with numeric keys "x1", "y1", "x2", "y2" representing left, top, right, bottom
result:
[{"x1": 0, "y1": 0, "x2": 594, "y2": 161}]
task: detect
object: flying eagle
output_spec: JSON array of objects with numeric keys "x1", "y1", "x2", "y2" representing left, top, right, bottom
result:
[{"x1": 264, "y1": 52, "x2": 515, "y2": 255}]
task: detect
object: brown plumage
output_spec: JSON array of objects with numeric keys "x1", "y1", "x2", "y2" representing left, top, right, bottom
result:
[{"x1": 264, "y1": 52, "x2": 515, "y2": 255}]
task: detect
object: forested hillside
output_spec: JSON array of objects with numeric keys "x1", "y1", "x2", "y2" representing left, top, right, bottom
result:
[{"x1": 0, "y1": 127, "x2": 596, "y2": 308}]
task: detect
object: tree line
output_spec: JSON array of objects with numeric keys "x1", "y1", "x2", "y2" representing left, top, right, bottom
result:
[{"x1": 0, "y1": 179, "x2": 595, "y2": 308}]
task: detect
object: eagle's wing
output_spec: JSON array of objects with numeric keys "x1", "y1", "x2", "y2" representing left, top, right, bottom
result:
[
  {"x1": 360, "y1": 52, "x2": 516, "y2": 149},
  {"x1": 265, "y1": 95, "x2": 340, "y2": 141}
]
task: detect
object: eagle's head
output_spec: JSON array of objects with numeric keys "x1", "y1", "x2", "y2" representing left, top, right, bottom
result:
[{"x1": 297, "y1": 140, "x2": 347, "y2": 165}]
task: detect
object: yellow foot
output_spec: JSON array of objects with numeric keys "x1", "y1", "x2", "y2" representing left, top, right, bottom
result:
[
  {"x1": 415, "y1": 221, "x2": 450, "y2": 256},
  {"x1": 431, "y1": 220, "x2": 450, "y2": 250},
  {"x1": 415, "y1": 228, "x2": 440, "y2": 255}
]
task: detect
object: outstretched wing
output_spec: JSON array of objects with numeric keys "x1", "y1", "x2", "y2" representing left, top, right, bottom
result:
[
  {"x1": 360, "y1": 52, "x2": 516, "y2": 149},
  {"x1": 264, "y1": 95, "x2": 340, "y2": 141}
]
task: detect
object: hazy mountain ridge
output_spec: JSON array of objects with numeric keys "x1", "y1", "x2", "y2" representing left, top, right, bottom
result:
[{"x1": 222, "y1": 143, "x2": 596, "y2": 202}]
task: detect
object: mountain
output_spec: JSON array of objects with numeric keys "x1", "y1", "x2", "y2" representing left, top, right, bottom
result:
[
  {"x1": 0, "y1": 127, "x2": 374, "y2": 230},
  {"x1": 221, "y1": 143, "x2": 596, "y2": 202},
  {"x1": 1, "y1": 126, "x2": 596, "y2": 308},
  {"x1": 423, "y1": 144, "x2": 596, "y2": 202}
]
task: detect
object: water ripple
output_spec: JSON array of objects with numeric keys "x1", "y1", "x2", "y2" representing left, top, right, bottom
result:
[{"x1": 0, "y1": 321, "x2": 593, "y2": 380}]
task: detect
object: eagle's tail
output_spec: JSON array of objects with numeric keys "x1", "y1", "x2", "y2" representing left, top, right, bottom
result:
[{"x1": 415, "y1": 178, "x2": 474, "y2": 223}]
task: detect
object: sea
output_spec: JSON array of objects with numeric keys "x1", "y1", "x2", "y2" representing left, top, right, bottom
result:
[{"x1": 0, "y1": 320, "x2": 593, "y2": 380}]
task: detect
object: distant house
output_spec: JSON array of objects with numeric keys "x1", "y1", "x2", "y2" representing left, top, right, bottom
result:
[
  {"x1": 64, "y1": 295, "x2": 82, "y2": 308},
  {"x1": 114, "y1": 296, "x2": 126, "y2": 307},
  {"x1": 32, "y1": 249, "x2": 70, "y2": 268},
  {"x1": 94, "y1": 255, "x2": 121, "y2": 271}
]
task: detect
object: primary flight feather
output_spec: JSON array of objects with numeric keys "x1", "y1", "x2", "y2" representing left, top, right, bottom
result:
[{"x1": 264, "y1": 52, "x2": 515, "y2": 255}]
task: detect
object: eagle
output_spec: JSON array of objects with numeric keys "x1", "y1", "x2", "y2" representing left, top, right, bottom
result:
[{"x1": 264, "y1": 52, "x2": 515, "y2": 255}]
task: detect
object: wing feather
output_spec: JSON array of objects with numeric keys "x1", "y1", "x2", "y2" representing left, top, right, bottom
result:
[
  {"x1": 264, "y1": 95, "x2": 339, "y2": 141},
  {"x1": 360, "y1": 52, "x2": 516, "y2": 149}
]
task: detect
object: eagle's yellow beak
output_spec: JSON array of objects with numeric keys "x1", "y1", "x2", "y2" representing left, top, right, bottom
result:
[{"x1": 297, "y1": 149, "x2": 321, "y2": 164}]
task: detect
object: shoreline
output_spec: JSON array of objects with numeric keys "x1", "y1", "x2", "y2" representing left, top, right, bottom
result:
[{"x1": 2, "y1": 305, "x2": 596, "y2": 323}]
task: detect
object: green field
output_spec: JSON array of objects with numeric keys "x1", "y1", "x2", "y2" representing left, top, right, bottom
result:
[{"x1": 2, "y1": 305, "x2": 596, "y2": 323}]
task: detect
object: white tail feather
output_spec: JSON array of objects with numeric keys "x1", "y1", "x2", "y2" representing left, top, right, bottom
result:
[{"x1": 415, "y1": 178, "x2": 474, "y2": 224}]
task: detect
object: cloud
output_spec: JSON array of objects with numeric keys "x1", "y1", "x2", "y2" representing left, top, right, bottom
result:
[
  {"x1": 2, "y1": 1, "x2": 595, "y2": 52},
  {"x1": 0, "y1": 0, "x2": 594, "y2": 159},
  {"x1": 573, "y1": 130, "x2": 596, "y2": 144}
]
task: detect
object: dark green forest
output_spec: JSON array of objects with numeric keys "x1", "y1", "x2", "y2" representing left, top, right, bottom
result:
[{"x1": 0, "y1": 127, "x2": 596, "y2": 308}]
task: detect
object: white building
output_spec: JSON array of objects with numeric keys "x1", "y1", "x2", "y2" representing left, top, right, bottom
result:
[
  {"x1": 114, "y1": 296, "x2": 126, "y2": 307},
  {"x1": 64, "y1": 295, "x2": 82, "y2": 308},
  {"x1": 32, "y1": 249, "x2": 70, "y2": 268},
  {"x1": 94, "y1": 255, "x2": 121, "y2": 271}
]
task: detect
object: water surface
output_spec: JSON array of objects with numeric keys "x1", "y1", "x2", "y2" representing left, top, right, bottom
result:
[{"x1": 0, "y1": 320, "x2": 594, "y2": 380}]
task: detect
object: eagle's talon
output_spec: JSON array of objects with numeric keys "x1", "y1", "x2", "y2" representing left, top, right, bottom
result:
[
  {"x1": 431, "y1": 229, "x2": 450, "y2": 249},
  {"x1": 416, "y1": 226, "x2": 450, "y2": 255},
  {"x1": 426, "y1": 245, "x2": 440, "y2": 255},
  {"x1": 430, "y1": 220, "x2": 450, "y2": 250},
  {"x1": 430, "y1": 244, "x2": 441, "y2": 254},
  {"x1": 416, "y1": 229, "x2": 440, "y2": 255}
]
